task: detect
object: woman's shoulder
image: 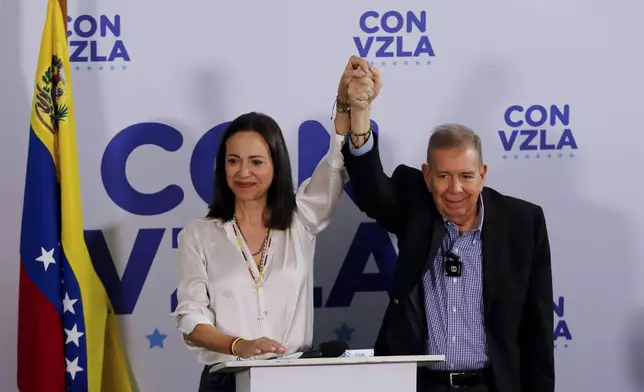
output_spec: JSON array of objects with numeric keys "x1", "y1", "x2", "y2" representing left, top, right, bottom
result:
[{"x1": 181, "y1": 217, "x2": 227, "y2": 238}]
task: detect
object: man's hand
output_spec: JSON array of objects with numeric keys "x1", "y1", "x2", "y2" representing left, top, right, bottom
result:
[
  {"x1": 347, "y1": 67, "x2": 380, "y2": 147},
  {"x1": 348, "y1": 69, "x2": 379, "y2": 111},
  {"x1": 335, "y1": 56, "x2": 381, "y2": 136},
  {"x1": 337, "y1": 55, "x2": 373, "y2": 103}
]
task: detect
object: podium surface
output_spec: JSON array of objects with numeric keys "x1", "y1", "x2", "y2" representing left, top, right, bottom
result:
[{"x1": 210, "y1": 355, "x2": 445, "y2": 392}]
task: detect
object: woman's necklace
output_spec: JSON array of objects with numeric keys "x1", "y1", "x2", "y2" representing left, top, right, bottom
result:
[{"x1": 231, "y1": 216, "x2": 272, "y2": 324}]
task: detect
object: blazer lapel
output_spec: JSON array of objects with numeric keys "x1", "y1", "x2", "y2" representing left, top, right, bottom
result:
[
  {"x1": 424, "y1": 218, "x2": 446, "y2": 274},
  {"x1": 396, "y1": 193, "x2": 443, "y2": 296},
  {"x1": 387, "y1": 193, "x2": 438, "y2": 343},
  {"x1": 392, "y1": 195, "x2": 444, "y2": 341},
  {"x1": 481, "y1": 188, "x2": 510, "y2": 320}
]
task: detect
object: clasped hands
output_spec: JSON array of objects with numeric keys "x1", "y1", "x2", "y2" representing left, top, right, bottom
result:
[{"x1": 335, "y1": 55, "x2": 382, "y2": 137}]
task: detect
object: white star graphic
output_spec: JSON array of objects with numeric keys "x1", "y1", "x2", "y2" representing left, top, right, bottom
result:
[
  {"x1": 65, "y1": 324, "x2": 84, "y2": 347},
  {"x1": 66, "y1": 357, "x2": 84, "y2": 380},
  {"x1": 35, "y1": 247, "x2": 56, "y2": 271},
  {"x1": 62, "y1": 293, "x2": 77, "y2": 314}
]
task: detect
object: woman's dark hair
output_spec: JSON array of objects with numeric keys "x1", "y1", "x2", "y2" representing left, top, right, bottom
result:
[{"x1": 206, "y1": 112, "x2": 296, "y2": 230}]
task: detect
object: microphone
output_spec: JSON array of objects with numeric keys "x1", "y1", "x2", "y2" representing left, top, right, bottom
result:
[
  {"x1": 321, "y1": 340, "x2": 350, "y2": 357},
  {"x1": 299, "y1": 340, "x2": 349, "y2": 358},
  {"x1": 285, "y1": 340, "x2": 349, "y2": 359},
  {"x1": 444, "y1": 247, "x2": 462, "y2": 277}
]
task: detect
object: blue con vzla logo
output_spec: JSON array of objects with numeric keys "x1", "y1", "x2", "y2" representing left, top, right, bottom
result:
[
  {"x1": 497, "y1": 104, "x2": 578, "y2": 159},
  {"x1": 85, "y1": 120, "x2": 398, "y2": 315},
  {"x1": 67, "y1": 15, "x2": 130, "y2": 65},
  {"x1": 354, "y1": 10, "x2": 435, "y2": 63},
  {"x1": 84, "y1": 119, "x2": 578, "y2": 350},
  {"x1": 553, "y1": 296, "x2": 572, "y2": 348}
]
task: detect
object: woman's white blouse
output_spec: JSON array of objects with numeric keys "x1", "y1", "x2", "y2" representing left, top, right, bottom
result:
[{"x1": 169, "y1": 133, "x2": 347, "y2": 365}]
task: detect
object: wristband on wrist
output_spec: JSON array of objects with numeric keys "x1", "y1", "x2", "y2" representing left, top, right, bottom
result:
[
  {"x1": 230, "y1": 337, "x2": 243, "y2": 356},
  {"x1": 331, "y1": 96, "x2": 351, "y2": 120},
  {"x1": 336, "y1": 96, "x2": 350, "y2": 113},
  {"x1": 349, "y1": 122, "x2": 373, "y2": 137},
  {"x1": 349, "y1": 124, "x2": 372, "y2": 149}
]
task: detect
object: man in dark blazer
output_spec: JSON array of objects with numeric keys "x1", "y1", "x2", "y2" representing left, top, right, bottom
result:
[{"x1": 334, "y1": 56, "x2": 555, "y2": 392}]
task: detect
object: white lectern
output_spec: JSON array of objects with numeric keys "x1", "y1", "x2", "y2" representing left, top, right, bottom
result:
[{"x1": 209, "y1": 354, "x2": 445, "y2": 392}]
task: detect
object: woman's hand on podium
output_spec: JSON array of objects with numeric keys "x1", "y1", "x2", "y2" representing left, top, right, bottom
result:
[{"x1": 234, "y1": 337, "x2": 286, "y2": 358}]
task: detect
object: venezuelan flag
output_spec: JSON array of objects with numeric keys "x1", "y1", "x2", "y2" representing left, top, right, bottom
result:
[{"x1": 17, "y1": 0, "x2": 137, "y2": 390}]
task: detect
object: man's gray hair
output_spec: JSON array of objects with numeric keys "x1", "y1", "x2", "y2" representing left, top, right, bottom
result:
[{"x1": 426, "y1": 123, "x2": 483, "y2": 164}]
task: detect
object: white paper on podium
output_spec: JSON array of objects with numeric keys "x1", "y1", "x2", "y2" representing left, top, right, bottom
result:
[
  {"x1": 341, "y1": 349, "x2": 374, "y2": 357},
  {"x1": 276, "y1": 352, "x2": 303, "y2": 359},
  {"x1": 274, "y1": 348, "x2": 374, "y2": 360}
]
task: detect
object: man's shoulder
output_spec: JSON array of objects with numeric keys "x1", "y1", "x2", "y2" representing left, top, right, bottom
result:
[
  {"x1": 483, "y1": 187, "x2": 543, "y2": 217},
  {"x1": 392, "y1": 164, "x2": 425, "y2": 186}
]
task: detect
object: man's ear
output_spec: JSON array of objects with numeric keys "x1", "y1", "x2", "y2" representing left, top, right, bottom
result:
[
  {"x1": 480, "y1": 163, "x2": 487, "y2": 186},
  {"x1": 422, "y1": 163, "x2": 431, "y2": 191}
]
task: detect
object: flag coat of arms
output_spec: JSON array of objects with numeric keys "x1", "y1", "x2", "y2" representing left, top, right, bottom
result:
[{"x1": 17, "y1": 0, "x2": 136, "y2": 390}]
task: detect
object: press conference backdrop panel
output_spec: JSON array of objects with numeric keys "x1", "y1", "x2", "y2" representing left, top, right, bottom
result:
[{"x1": 2, "y1": 0, "x2": 644, "y2": 390}]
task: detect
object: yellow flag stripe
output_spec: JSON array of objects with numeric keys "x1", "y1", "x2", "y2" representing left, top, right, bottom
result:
[{"x1": 29, "y1": 1, "x2": 137, "y2": 390}]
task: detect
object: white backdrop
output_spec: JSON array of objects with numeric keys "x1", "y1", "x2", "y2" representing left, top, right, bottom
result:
[{"x1": 2, "y1": 0, "x2": 644, "y2": 390}]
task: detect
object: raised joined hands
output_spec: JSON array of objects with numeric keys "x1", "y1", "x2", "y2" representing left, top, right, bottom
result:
[{"x1": 337, "y1": 55, "x2": 381, "y2": 111}]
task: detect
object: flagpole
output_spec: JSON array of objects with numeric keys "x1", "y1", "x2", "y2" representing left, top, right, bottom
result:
[{"x1": 59, "y1": 0, "x2": 67, "y2": 34}]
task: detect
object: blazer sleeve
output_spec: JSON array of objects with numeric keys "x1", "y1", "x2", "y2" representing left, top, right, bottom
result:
[
  {"x1": 341, "y1": 132, "x2": 407, "y2": 235},
  {"x1": 519, "y1": 206, "x2": 555, "y2": 392}
]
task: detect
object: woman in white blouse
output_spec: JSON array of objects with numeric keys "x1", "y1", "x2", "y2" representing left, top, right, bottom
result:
[{"x1": 169, "y1": 95, "x2": 368, "y2": 390}]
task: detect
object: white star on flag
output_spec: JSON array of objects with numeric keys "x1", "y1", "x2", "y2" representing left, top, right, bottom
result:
[
  {"x1": 35, "y1": 247, "x2": 55, "y2": 271},
  {"x1": 62, "y1": 293, "x2": 77, "y2": 314},
  {"x1": 64, "y1": 324, "x2": 84, "y2": 347},
  {"x1": 66, "y1": 357, "x2": 84, "y2": 380}
]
